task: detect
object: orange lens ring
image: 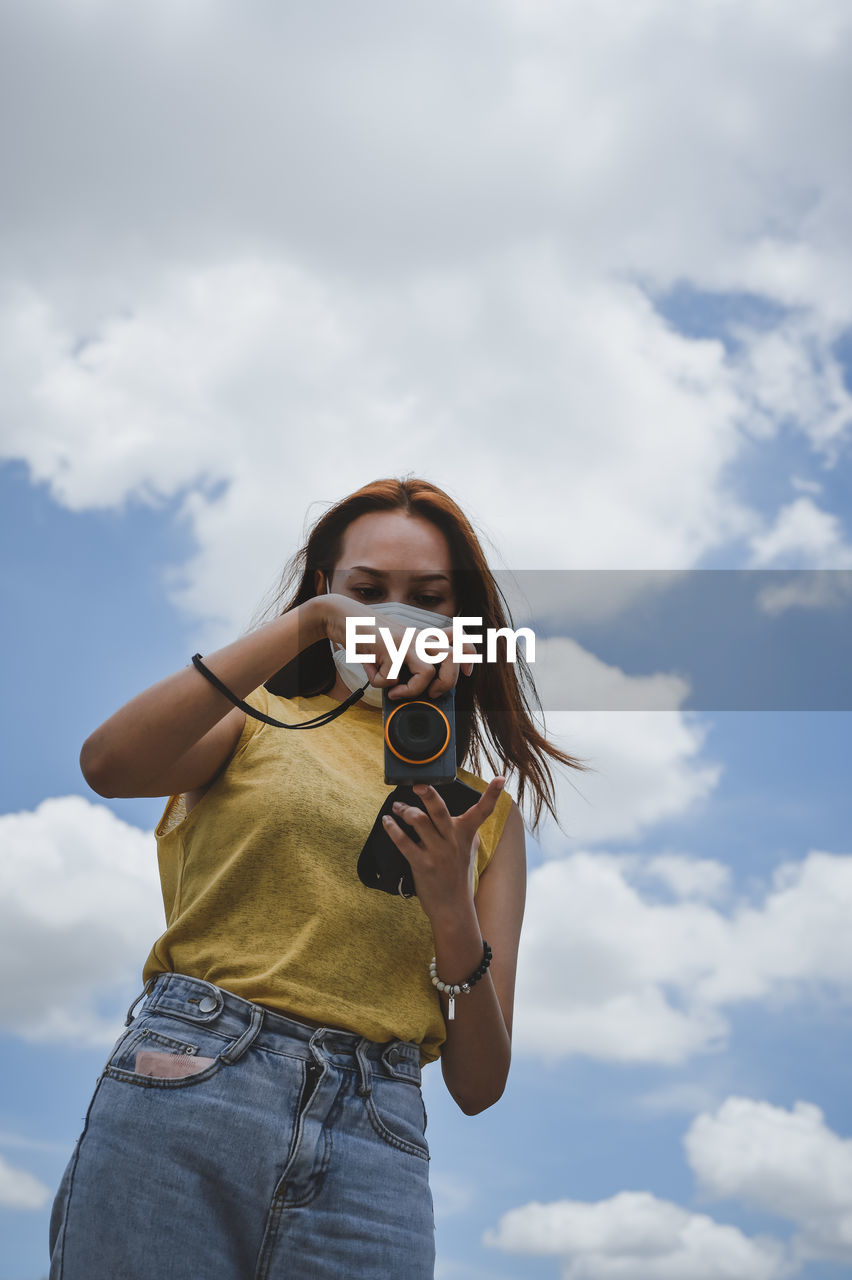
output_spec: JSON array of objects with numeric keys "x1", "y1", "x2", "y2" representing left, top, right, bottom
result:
[{"x1": 384, "y1": 701, "x2": 451, "y2": 765}]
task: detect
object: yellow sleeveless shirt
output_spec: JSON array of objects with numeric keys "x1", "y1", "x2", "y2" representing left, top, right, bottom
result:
[{"x1": 142, "y1": 687, "x2": 514, "y2": 1066}]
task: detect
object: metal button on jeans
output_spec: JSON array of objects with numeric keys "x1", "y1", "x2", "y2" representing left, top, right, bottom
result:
[{"x1": 198, "y1": 996, "x2": 218, "y2": 1013}]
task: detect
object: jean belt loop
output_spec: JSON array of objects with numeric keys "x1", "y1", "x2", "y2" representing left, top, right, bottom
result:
[
  {"x1": 308, "y1": 1026, "x2": 328, "y2": 1071},
  {"x1": 124, "y1": 976, "x2": 156, "y2": 1027},
  {"x1": 354, "y1": 1036, "x2": 373, "y2": 1098},
  {"x1": 219, "y1": 1002, "x2": 264, "y2": 1065}
]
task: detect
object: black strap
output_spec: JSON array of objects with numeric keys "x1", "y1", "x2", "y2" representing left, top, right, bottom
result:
[{"x1": 191, "y1": 654, "x2": 368, "y2": 728}]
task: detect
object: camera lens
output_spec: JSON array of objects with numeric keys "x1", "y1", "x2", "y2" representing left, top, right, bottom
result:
[{"x1": 385, "y1": 701, "x2": 451, "y2": 763}]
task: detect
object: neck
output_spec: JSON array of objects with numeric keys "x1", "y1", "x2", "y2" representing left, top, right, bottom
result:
[{"x1": 324, "y1": 672, "x2": 382, "y2": 710}]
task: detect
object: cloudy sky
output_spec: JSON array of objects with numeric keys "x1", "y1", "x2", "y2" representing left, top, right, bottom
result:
[{"x1": 2, "y1": 1, "x2": 852, "y2": 1276}]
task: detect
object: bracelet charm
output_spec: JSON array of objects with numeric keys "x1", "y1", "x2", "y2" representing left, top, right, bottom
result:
[{"x1": 428, "y1": 940, "x2": 492, "y2": 1020}]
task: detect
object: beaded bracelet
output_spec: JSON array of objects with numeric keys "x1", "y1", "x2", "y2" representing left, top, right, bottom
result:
[{"x1": 428, "y1": 940, "x2": 492, "y2": 1020}]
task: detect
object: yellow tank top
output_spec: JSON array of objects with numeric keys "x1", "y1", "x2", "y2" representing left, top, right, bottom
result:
[{"x1": 142, "y1": 686, "x2": 514, "y2": 1065}]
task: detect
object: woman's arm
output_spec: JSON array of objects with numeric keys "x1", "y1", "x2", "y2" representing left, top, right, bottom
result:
[
  {"x1": 80, "y1": 598, "x2": 330, "y2": 799},
  {"x1": 382, "y1": 786, "x2": 527, "y2": 1114},
  {"x1": 432, "y1": 802, "x2": 527, "y2": 1114},
  {"x1": 80, "y1": 593, "x2": 452, "y2": 800}
]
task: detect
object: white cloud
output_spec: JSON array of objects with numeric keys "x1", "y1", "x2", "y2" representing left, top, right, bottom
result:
[
  {"x1": 748, "y1": 499, "x2": 852, "y2": 570},
  {"x1": 484, "y1": 1092, "x2": 852, "y2": 1275},
  {"x1": 498, "y1": 640, "x2": 727, "y2": 844},
  {"x1": 0, "y1": 796, "x2": 163, "y2": 1045},
  {"x1": 790, "y1": 476, "x2": 823, "y2": 496},
  {"x1": 500, "y1": 571, "x2": 694, "y2": 633},
  {"x1": 754, "y1": 567, "x2": 852, "y2": 615},
  {"x1": 696, "y1": 851, "x2": 852, "y2": 1005},
  {"x1": 483, "y1": 1189, "x2": 790, "y2": 1279},
  {"x1": 0, "y1": 1152, "x2": 51, "y2": 1210},
  {"x1": 530, "y1": 638, "x2": 693, "y2": 713},
  {"x1": 515, "y1": 852, "x2": 729, "y2": 1065},
  {"x1": 534, "y1": 710, "x2": 722, "y2": 848},
  {"x1": 730, "y1": 322, "x2": 852, "y2": 466},
  {"x1": 643, "y1": 854, "x2": 731, "y2": 902},
  {"x1": 489, "y1": 0, "x2": 852, "y2": 308},
  {"x1": 4, "y1": 0, "x2": 848, "y2": 296},
  {"x1": 514, "y1": 848, "x2": 852, "y2": 1064},
  {"x1": 685, "y1": 1096, "x2": 852, "y2": 1262},
  {"x1": 0, "y1": 255, "x2": 759, "y2": 649},
  {"x1": 2, "y1": 0, "x2": 849, "y2": 633}
]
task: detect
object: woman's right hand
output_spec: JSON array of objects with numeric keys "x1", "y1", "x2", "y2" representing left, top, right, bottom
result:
[{"x1": 321, "y1": 593, "x2": 476, "y2": 701}]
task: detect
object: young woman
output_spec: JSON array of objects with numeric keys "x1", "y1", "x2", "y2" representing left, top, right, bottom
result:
[{"x1": 49, "y1": 476, "x2": 587, "y2": 1280}]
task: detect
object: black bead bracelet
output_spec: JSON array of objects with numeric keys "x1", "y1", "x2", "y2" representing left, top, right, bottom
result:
[{"x1": 428, "y1": 939, "x2": 493, "y2": 1020}]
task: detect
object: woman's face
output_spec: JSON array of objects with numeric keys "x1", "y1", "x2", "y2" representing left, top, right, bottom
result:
[{"x1": 314, "y1": 510, "x2": 458, "y2": 616}]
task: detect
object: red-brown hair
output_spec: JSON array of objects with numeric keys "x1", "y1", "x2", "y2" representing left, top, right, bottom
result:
[{"x1": 257, "y1": 476, "x2": 591, "y2": 831}]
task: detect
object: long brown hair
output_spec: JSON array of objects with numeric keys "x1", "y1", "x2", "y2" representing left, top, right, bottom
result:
[{"x1": 255, "y1": 476, "x2": 592, "y2": 831}]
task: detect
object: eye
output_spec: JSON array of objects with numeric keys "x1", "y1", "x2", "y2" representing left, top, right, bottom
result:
[
  {"x1": 416, "y1": 595, "x2": 445, "y2": 609},
  {"x1": 352, "y1": 585, "x2": 383, "y2": 601}
]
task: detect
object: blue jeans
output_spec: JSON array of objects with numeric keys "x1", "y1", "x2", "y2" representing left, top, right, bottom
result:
[{"x1": 49, "y1": 972, "x2": 435, "y2": 1279}]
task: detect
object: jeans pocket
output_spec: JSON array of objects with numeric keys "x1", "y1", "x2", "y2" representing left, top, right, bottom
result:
[
  {"x1": 105, "y1": 1013, "x2": 228, "y2": 1089},
  {"x1": 363, "y1": 1077, "x2": 430, "y2": 1161}
]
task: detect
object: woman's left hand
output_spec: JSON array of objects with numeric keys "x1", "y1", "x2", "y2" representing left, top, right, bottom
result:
[{"x1": 382, "y1": 778, "x2": 506, "y2": 923}]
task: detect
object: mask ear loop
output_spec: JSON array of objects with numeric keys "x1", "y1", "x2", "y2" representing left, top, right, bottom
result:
[{"x1": 325, "y1": 574, "x2": 383, "y2": 707}]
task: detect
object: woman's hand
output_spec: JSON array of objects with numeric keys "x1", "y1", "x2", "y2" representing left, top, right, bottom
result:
[
  {"x1": 373, "y1": 616, "x2": 477, "y2": 700},
  {"x1": 381, "y1": 777, "x2": 506, "y2": 923},
  {"x1": 322, "y1": 593, "x2": 476, "y2": 700}
]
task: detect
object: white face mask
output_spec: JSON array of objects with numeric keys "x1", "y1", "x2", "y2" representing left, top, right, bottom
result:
[{"x1": 325, "y1": 579, "x2": 453, "y2": 707}]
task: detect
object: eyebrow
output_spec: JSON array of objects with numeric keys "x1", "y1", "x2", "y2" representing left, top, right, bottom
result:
[{"x1": 347, "y1": 566, "x2": 452, "y2": 584}]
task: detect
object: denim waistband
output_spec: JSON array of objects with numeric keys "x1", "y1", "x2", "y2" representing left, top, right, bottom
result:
[{"x1": 125, "y1": 972, "x2": 422, "y2": 1085}]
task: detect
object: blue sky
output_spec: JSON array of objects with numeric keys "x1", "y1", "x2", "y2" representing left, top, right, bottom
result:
[
  {"x1": 3, "y1": 3, "x2": 852, "y2": 1278},
  {"x1": 3, "y1": 474, "x2": 852, "y2": 1279}
]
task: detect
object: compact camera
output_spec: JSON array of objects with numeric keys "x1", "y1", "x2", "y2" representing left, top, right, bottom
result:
[
  {"x1": 382, "y1": 663, "x2": 458, "y2": 786},
  {"x1": 198, "y1": 620, "x2": 481, "y2": 899},
  {"x1": 356, "y1": 663, "x2": 480, "y2": 897}
]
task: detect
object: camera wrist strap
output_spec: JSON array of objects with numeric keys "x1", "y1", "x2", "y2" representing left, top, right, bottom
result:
[{"x1": 191, "y1": 653, "x2": 367, "y2": 728}]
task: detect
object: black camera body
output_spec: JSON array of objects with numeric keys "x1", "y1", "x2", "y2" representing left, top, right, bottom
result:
[
  {"x1": 355, "y1": 664, "x2": 482, "y2": 897},
  {"x1": 382, "y1": 665, "x2": 458, "y2": 786}
]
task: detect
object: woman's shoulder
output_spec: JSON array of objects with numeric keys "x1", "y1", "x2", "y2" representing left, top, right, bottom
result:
[{"x1": 153, "y1": 685, "x2": 303, "y2": 840}]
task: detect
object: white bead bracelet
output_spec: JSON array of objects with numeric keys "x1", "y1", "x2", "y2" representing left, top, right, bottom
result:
[{"x1": 428, "y1": 940, "x2": 492, "y2": 1020}]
